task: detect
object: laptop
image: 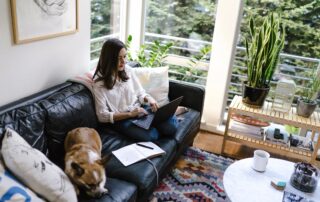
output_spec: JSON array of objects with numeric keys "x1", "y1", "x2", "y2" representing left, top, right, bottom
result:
[{"x1": 131, "y1": 96, "x2": 183, "y2": 130}]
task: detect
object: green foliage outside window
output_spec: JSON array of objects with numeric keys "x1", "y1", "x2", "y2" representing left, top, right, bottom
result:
[
  {"x1": 125, "y1": 35, "x2": 210, "y2": 85},
  {"x1": 229, "y1": 0, "x2": 320, "y2": 101},
  {"x1": 144, "y1": 0, "x2": 320, "y2": 91},
  {"x1": 90, "y1": 0, "x2": 320, "y2": 93},
  {"x1": 125, "y1": 35, "x2": 173, "y2": 67},
  {"x1": 145, "y1": 0, "x2": 320, "y2": 58},
  {"x1": 91, "y1": 0, "x2": 320, "y2": 60},
  {"x1": 241, "y1": 0, "x2": 320, "y2": 58},
  {"x1": 181, "y1": 46, "x2": 211, "y2": 82},
  {"x1": 146, "y1": 0, "x2": 216, "y2": 57},
  {"x1": 91, "y1": 0, "x2": 111, "y2": 38},
  {"x1": 90, "y1": 0, "x2": 111, "y2": 60}
]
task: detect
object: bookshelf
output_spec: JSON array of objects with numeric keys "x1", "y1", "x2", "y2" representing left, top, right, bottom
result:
[{"x1": 222, "y1": 95, "x2": 320, "y2": 166}]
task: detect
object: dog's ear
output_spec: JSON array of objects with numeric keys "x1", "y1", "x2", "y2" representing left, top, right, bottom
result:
[
  {"x1": 98, "y1": 154, "x2": 111, "y2": 166},
  {"x1": 71, "y1": 162, "x2": 84, "y2": 176}
]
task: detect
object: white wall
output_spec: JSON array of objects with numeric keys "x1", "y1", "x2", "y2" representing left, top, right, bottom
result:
[{"x1": 0, "y1": 1, "x2": 91, "y2": 106}]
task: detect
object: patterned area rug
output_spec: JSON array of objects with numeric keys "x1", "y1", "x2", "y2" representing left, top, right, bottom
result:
[{"x1": 151, "y1": 147, "x2": 234, "y2": 202}]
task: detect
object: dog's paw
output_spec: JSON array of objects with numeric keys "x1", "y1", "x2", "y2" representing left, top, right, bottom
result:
[
  {"x1": 96, "y1": 189, "x2": 108, "y2": 198},
  {"x1": 101, "y1": 187, "x2": 108, "y2": 195}
]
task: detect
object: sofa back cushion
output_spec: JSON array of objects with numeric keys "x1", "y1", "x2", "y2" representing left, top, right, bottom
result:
[
  {"x1": 0, "y1": 104, "x2": 47, "y2": 154},
  {"x1": 40, "y1": 83, "x2": 98, "y2": 167}
]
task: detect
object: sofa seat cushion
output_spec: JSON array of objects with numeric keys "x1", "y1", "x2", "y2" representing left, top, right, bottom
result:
[
  {"x1": 99, "y1": 131, "x2": 177, "y2": 191},
  {"x1": 79, "y1": 178, "x2": 137, "y2": 202},
  {"x1": 40, "y1": 83, "x2": 98, "y2": 168},
  {"x1": 174, "y1": 109, "x2": 201, "y2": 146},
  {"x1": 97, "y1": 127, "x2": 135, "y2": 154},
  {"x1": 0, "y1": 104, "x2": 47, "y2": 154}
]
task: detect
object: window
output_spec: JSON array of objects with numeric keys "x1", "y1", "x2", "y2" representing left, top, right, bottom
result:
[
  {"x1": 91, "y1": 0, "x2": 121, "y2": 60},
  {"x1": 144, "y1": 0, "x2": 217, "y2": 86},
  {"x1": 226, "y1": 0, "x2": 320, "y2": 110}
]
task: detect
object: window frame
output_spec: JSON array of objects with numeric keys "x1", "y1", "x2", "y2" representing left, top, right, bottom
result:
[{"x1": 90, "y1": 0, "x2": 245, "y2": 134}]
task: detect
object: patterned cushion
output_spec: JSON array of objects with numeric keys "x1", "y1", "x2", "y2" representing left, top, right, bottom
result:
[
  {"x1": 0, "y1": 159, "x2": 44, "y2": 202},
  {"x1": 1, "y1": 128, "x2": 77, "y2": 202}
]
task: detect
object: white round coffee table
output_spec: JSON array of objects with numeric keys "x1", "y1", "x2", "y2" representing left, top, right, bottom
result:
[{"x1": 223, "y1": 158, "x2": 320, "y2": 202}]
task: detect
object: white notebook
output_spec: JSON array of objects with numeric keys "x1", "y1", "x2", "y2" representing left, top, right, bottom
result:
[{"x1": 112, "y1": 142, "x2": 166, "y2": 166}]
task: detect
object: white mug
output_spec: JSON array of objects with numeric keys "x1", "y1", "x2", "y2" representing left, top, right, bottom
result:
[{"x1": 252, "y1": 150, "x2": 270, "y2": 172}]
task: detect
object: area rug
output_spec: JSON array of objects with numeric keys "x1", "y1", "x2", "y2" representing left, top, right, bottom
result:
[{"x1": 151, "y1": 147, "x2": 234, "y2": 202}]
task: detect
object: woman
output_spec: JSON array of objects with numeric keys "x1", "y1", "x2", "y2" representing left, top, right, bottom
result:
[{"x1": 92, "y1": 38, "x2": 178, "y2": 141}]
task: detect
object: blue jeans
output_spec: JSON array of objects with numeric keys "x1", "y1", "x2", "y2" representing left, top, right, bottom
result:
[{"x1": 111, "y1": 115, "x2": 178, "y2": 141}]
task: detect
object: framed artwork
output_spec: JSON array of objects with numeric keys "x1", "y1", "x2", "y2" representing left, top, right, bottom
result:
[{"x1": 10, "y1": 0, "x2": 78, "y2": 44}]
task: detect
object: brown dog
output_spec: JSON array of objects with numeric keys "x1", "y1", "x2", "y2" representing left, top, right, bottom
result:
[{"x1": 64, "y1": 127, "x2": 109, "y2": 198}]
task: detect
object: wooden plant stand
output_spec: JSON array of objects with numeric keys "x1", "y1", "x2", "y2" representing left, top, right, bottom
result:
[{"x1": 222, "y1": 95, "x2": 320, "y2": 166}]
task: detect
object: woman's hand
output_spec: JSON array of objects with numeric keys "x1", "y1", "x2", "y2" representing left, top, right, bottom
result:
[
  {"x1": 130, "y1": 107, "x2": 148, "y2": 118},
  {"x1": 149, "y1": 100, "x2": 159, "y2": 112},
  {"x1": 144, "y1": 95, "x2": 159, "y2": 112}
]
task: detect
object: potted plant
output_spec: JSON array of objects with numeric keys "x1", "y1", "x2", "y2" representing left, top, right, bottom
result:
[
  {"x1": 297, "y1": 70, "x2": 320, "y2": 118},
  {"x1": 242, "y1": 13, "x2": 285, "y2": 108},
  {"x1": 125, "y1": 35, "x2": 173, "y2": 67}
]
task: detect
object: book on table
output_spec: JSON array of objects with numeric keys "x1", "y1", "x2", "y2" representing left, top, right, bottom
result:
[
  {"x1": 282, "y1": 190, "x2": 313, "y2": 202},
  {"x1": 112, "y1": 142, "x2": 166, "y2": 166}
]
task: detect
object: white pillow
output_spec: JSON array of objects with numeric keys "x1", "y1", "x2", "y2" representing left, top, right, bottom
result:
[
  {"x1": 1, "y1": 128, "x2": 77, "y2": 202},
  {"x1": 0, "y1": 159, "x2": 44, "y2": 202},
  {"x1": 132, "y1": 66, "x2": 170, "y2": 106}
]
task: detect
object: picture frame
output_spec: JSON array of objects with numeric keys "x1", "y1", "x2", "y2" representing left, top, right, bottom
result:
[{"x1": 10, "y1": 0, "x2": 78, "y2": 44}]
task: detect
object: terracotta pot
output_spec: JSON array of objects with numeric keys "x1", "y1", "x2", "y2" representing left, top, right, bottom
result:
[{"x1": 242, "y1": 83, "x2": 270, "y2": 108}]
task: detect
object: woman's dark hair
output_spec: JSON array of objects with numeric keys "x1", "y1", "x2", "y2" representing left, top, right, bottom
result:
[{"x1": 93, "y1": 38, "x2": 129, "y2": 89}]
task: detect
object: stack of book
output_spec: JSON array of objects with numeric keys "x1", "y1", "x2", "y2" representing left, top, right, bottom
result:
[{"x1": 229, "y1": 119, "x2": 264, "y2": 139}]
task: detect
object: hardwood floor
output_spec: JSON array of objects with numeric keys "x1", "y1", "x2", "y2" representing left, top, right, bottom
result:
[
  {"x1": 193, "y1": 130, "x2": 253, "y2": 159},
  {"x1": 193, "y1": 130, "x2": 320, "y2": 168},
  {"x1": 193, "y1": 130, "x2": 223, "y2": 154}
]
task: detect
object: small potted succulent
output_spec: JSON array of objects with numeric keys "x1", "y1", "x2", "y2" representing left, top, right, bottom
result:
[
  {"x1": 297, "y1": 70, "x2": 320, "y2": 118},
  {"x1": 242, "y1": 13, "x2": 285, "y2": 108}
]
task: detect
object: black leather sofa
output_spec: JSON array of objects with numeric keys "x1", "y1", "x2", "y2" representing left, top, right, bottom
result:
[{"x1": 0, "y1": 79, "x2": 204, "y2": 202}]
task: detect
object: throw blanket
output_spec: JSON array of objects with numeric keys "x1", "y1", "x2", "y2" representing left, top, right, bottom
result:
[{"x1": 68, "y1": 69, "x2": 95, "y2": 92}]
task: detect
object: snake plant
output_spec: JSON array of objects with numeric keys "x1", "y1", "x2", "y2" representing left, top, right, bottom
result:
[
  {"x1": 245, "y1": 13, "x2": 285, "y2": 88},
  {"x1": 301, "y1": 70, "x2": 320, "y2": 103}
]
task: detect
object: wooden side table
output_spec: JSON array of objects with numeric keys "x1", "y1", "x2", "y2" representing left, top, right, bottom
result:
[{"x1": 222, "y1": 95, "x2": 320, "y2": 166}]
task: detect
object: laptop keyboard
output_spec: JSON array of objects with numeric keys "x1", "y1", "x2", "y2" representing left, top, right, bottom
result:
[{"x1": 132, "y1": 114, "x2": 154, "y2": 129}]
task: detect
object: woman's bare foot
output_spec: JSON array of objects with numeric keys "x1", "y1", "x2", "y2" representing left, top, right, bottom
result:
[{"x1": 175, "y1": 106, "x2": 189, "y2": 116}]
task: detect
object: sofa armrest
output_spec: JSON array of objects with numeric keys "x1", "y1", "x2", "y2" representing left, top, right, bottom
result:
[{"x1": 169, "y1": 80, "x2": 205, "y2": 114}]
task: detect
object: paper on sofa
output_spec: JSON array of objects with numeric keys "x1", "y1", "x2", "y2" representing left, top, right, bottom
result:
[{"x1": 112, "y1": 142, "x2": 165, "y2": 166}]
